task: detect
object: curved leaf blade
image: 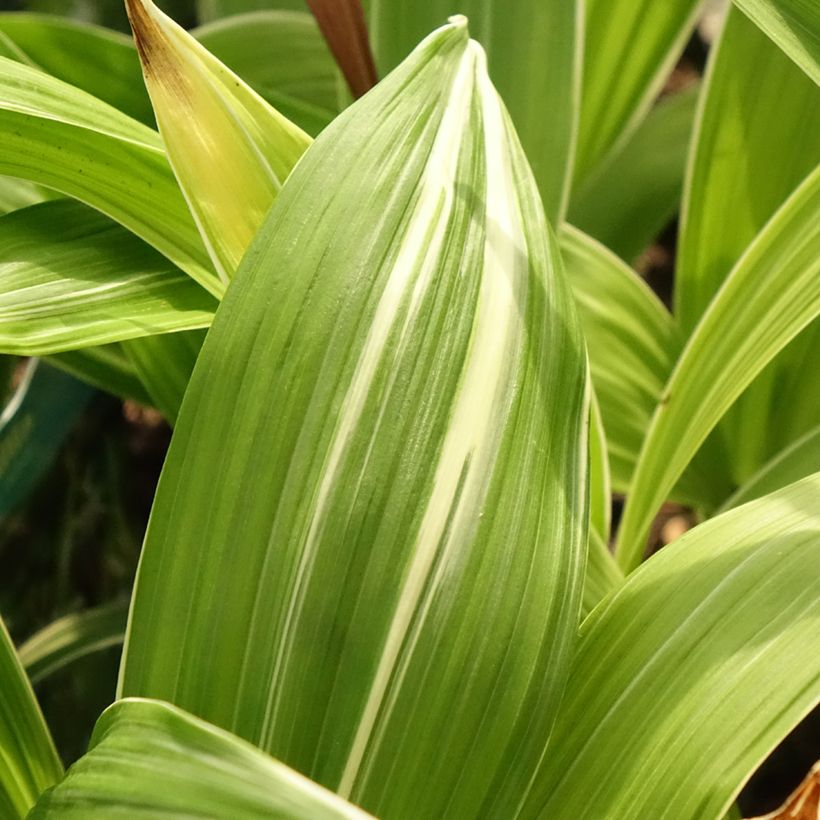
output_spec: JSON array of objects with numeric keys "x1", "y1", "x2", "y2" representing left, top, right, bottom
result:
[
  {"x1": 364, "y1": 0, "x2": 581, "y2": 223},
  {"x1": 617, "y1": 163, "x2": 820, "y2": 569},
  {"x1": 0, "y1": 615, "x2": 61, "y2": 818},
  {"x1": 31, "y1": 699, "x2": 371, "y2": 819},
  {"x1": 120, "y1": 20, "x2": 588, "y2": 819},
  {"x1": 733, "y1": 0, "x2": 820, "y2": 84},
  {"x1": 526, "y1": 473, "x2": 820, "y2": 820},
  {"x1": 126, "y1": 0, "x2": 311, "y2": 281},
  {"x1": 0, "y1": 201, "x2": 215, "y2": 356},
  {"x1": 0, "y1": 55, "x2": 217, "y2": 295},
  {"x1": 19, "y1": 601, "x2": 128, "y2": 686}
]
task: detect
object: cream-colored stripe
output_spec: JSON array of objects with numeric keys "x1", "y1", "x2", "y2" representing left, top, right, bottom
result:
[
  {"x1": 260, "y1": 42, "x2": 478, "y2": 744},
  {"x1": 338, "y1": 42, "x2": 528, "y2": 796}
]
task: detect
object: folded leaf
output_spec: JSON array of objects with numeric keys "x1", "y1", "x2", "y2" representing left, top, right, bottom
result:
[
  {"x1": 0, "y1": 174, "x2": 48, "y2": 216},
  {"x1": 574, "y1": 0, "x2": 702, "y2": 186},
  {"x1": 0, "y1": 55, "x2": 217, "y2": 294},
  {"x1": 617, "y1": 163, "x2": 820, "y2": 569},
  {"x1": 126, "y1": 0, "x2": 311, "y2": 281},
  {"x1": 526, "y1": 473, "x2": 820, "y2": 819},
  {"x1": 120, "y1": 19, "x2": 588, "y2": 819},
  {"x1": 31, "y1": 699, "x2": 372, "y2": 819},
  {"x1": 0, "y1": 614, "x2": 61, "y2": 817},
  {"x1": 19, "y1": 601, "x2": 129, "y2": 686},
  {"x1": 0, "y1": 201, "x2": 215, "y2": 356},
  {"x1": 364, "y1": 0, "x2": 581, "y2": 223},
  {"x1": 733, "y1": 0, "x2": 820, "y2": 84}
]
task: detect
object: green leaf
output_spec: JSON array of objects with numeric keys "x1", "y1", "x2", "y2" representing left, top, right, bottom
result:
[
  {"x1": 616, "y1": 163, "x2": 820, "y2": 570},
  {"x1": 0, "y1": 359, "x2": 92, "y2": 520},
  {"x1": 0, "y1": 13, "x2": 153, "y2": 125},
  {"x1": 582, "y1": 528, "x2": 624, "y2": 618},
  {"x1": 0, "y1": 55, "x2": 217, "y2": 295},
  {"x1": 120, "y1": 19, "x2": 588, "y2": 818},
  {"x1": 676, "y1": 9, "x2": 820, "y2": 483},
  {"x1": 31, "y1": 698, "x2": 372, "y2": 819},
  {"x1": 0, "y1": 614, "x2": 62, "y2": 817},
  {"x1": 48, "y1": 344, "x2": 153, "y2": 406},
  {"x1": 524, "y1": 473, "x2": 820, "y2": 819},
  {"x1": 718, "y1": 424, "x2": 820, "y2": 512},
  {"x1": 569, "y1": 85, "x2": 699, "y2": 263},
  {"x1": 574, "y1": 0, "x2": 702, "y2": 187},
  {"x1": 124, "y1": 331, "x2": 206, "y2": 423},
  {"x1": 560, "y1": 226, "x2": 683, "y2": 496},
  {"x1": 364, "y1": 0, "x2": 581, "y2": 223},
  {"x1": 126, "y1": 0, "x2": 311, "y2": 281},
  {"x1": 194, "y1": 11, "x2": 345, "y2": 135},
  {"x1": 0, "y1": 174, "x2": 48, "y2": 216},
  {"x1": 589, "y1": 389, "x2": 611, "y2": 543},
  {"x1": 197, "y1": 0, "x2": 308, "y2": 21},
  {"x1": 19, "y1": 601, "x2": 128, "y2": 686},
  {"x1": 733, "y1": 0, "x2": 820, "y2": 84},
  {"x1": 0, "y1": 201, "x2": 215, "y2": 356},
  {"x1": 677, "y1": 8, "x2": 820, "y2": 331}
]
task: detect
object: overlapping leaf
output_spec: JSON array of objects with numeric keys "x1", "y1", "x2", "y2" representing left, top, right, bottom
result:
[
  {"x1": 525, "y1": 473, "x2": 820, "y2": 819},
  {"x1": 120, "y1": 19, "x2": 588, "y2": 819},
  {"x1": 364, "y1": 0, "x2": 580, "y2": 223},
  {"x1": 0, "y1": 201, "x2": 215, "y2": 355},
  {"x1": 733, "y1": 0, "x2": 820, "y2": 83},
  {"x1": 0, "y1": 54, "x2": 217, "y2": 293},
  {"x1": 0, "y1": 615, "x2": 61, "y2": 818},
  {"x1": 31, "y1": 699, "x2": 371, "y2": 819},
  {"x1": 574, "y1": 0, "x2": 703, "y2": 187},
  {"x1": 617, "y1": 163, "x2": 820, "y2": 569},
  {"x1": 126, "y1": 0, "x2": 311, "y2": 281},
  {"x1": 570, "y1": 85, "x2": 698, "y2": 263}
]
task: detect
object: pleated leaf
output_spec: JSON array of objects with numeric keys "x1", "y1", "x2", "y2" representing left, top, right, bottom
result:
[
  {"x1": 0, "y1": 55, "x2": 217, "y2": 294},
  {"x1": 733, "y1": 0, "x2": 820, "y2": 83},
  {"x1": 560, "y1": 226, "x2": 684, "y2": 496},
  {"x1": 617, "y1": 163, "x2": 820, "y2": 570},
  {"x1": 524, "y1": 473, "x2": 820, "y2": 819},
  {"x1": 364, "y1": 0, "x2": 581, "y2": 223},
  {"x1": 574, "y1": 0, "x2": 702, "y2": 187},
  {"x1": 0, "y1": 200, "x2": 215, "y2": 356},
  {"x1": 126, "y1": 0, "x2": 311, "y2": 281},
  {"x1": 120, "y1": 19, "x2": 588, "y2": 819},
  {"x1": 31, "y1": 699, "x2": 371, "y2": 819},
  {"x1": 0, "y1": 615, "x2": 61, "y2": 817},
  {"x1": 19, "y1": 601, "x2": 129, "y2": 686}
]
